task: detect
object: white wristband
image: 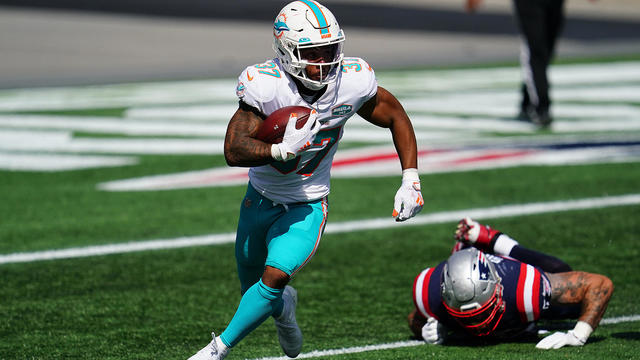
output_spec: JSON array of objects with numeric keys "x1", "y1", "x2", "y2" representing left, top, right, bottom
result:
[
  {"x1": 271, "y1": 144, "x2": 284, "y2": 161},
  {"x1": 494, "y1": 234, "x2": 519, "y2": 256},
  {"x1": 572, "y1": 321, "x2": 593, "y2": 342},
  {"x1": 402, "y1": 168, "x2": 420, "y2": 182}
]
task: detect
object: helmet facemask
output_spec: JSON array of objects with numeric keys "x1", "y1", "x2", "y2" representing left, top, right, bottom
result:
[{"x1": 441, "y1": 248, "x2": 506, "y2": 336}]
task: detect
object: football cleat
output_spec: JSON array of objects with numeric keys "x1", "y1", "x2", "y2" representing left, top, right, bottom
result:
[
  {"x1": 275, "y1": 285, "x2": 303, "y2": 358},
  {"x1": 188, "y1": 332, "x2": 229, "y2": 360},
  {"x1": 454, "y1": 217, "x2": 502, "y2": 253},
  {"x1": 531, "y1": 110, "x2": 553, "y2": 128}
]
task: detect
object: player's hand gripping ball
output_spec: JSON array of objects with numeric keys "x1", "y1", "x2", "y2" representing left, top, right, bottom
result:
[{"x1": 256, "y1": 106, "x2": 313, "y2": 144}]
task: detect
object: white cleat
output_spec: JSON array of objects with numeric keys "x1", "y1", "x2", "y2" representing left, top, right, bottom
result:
[
  {"x1": 275, "y1": 285, "x2": 303, "y2": 358},
  {"x1": 188, "y1": 332, "x2": 229, "y2": 360}
]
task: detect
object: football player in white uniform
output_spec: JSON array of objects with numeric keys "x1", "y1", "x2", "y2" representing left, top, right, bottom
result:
[{"x1": 189, "y1": 1, "x2": 423, "y2": 359}]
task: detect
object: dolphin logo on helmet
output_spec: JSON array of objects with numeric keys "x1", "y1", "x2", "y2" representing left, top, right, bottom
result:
[
  {"x1": 441, "y1": 248, "x2": 505, "y2": 336},
  {"x1": 272, "y1": 0, "x2": 345, "y2": 90},
  {"x1": 273, "y1": 18, "x2": 290, "y2": 39}
]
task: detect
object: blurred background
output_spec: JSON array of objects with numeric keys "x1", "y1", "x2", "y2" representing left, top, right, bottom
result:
[{"x1": 1, "y1": 0, "x2": 639, "y2": 88}]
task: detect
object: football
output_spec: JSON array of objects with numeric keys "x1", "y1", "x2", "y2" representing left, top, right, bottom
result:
[{"x1": 255, "y1": 105, "x2": 312, "y2": 144}]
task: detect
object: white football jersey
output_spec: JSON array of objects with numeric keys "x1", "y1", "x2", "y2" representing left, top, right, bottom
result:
[{"x1": 236, "y1": 57, "x2": 378, "y2": 204}]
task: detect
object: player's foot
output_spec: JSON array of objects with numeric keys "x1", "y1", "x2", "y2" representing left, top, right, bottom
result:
[
  {"x1": 531, "y1": 110, "x2": 553, "y2": 128},
  {"x1": 515, "y1": 109, "x2": 532, "y2": 123},
  {"x1": 454, "y1": 217, "x2": 502, "y2": 252},
  {"x1": 188, "y1": 332, "x2": 229, "y2": 360},
  {"x1": 275, "y1": 285, "x2": 303, "y2": 358}
]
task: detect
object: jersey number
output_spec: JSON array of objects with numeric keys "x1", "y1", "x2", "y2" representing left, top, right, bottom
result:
[
  {"x1": 254, "y1": 61, "x2": 282, "y2": 78},
  {"x1": 271, "y1": 126, "x2": 342, "y2": 175}
]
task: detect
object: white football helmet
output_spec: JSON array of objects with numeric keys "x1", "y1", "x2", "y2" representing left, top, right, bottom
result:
[
  {"x1": 441, "y1": 248, "x2": 505, "y2": 336},
  {"x1": 273, "y1": 0, "x2": 345, "y2": 90}
]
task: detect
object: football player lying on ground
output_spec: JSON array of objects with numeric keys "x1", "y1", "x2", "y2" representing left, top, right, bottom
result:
[{"x1": 408, "y1": 218, "x2": 614, "y2": 349}]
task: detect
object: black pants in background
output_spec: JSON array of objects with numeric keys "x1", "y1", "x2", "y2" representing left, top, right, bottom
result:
[{"x1": 513, "y1": 0, "x2": 565, "y2": 118}]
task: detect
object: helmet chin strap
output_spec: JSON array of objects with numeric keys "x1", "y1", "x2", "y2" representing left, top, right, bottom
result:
[
  {"x1": 293, "y1": 67, "x2": 327, "y2": 91},
  {"x1": 299, "y1": 76, "x2": 325, "y2": 91},
  {"x1": 300, "y1": 63, "x2": 338, "y2": 91}
]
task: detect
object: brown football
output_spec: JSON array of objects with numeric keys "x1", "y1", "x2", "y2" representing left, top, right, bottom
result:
[{"x1": 255, "y1": 105, "x2": 312, "y2": 144}]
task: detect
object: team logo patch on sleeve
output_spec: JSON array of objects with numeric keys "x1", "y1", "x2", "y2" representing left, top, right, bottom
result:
[
  {"x1": 236, "y1": 82, "x2": 246, "y2": 98},
  {"x1": 332, "y1": 104, "x2": 353, "y2": 116}
]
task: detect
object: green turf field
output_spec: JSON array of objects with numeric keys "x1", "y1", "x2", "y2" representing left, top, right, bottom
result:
[{"x1": 1, "y1": 58, "x2": 639, "y2": 359}]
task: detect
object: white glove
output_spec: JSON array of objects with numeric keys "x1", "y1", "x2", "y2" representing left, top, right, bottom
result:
[
  {"x1": 536, "y1": 321, "x2": 592, "y2": 349},
  {"x1": 536, "y1": 331, "x2": 585, "y2": 349},
  {"x1": 421, "y1": 316, "x2": 446, "y2": 345},
  {"x1": 393, "y1": 168, "x2": 424, "y2": 222},
  {"x1": 272, "y1": 109, "x2": 320, "y2": 161}
]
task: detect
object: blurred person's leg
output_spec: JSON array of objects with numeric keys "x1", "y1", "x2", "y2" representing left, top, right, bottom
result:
[{"x1": 513, "y1": 0, "x2": 563, "y2": 125}]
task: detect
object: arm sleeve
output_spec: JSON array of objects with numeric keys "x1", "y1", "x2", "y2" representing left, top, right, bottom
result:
[{"x1": 509, "y1": 246, "x2": 572, "y2": 273}]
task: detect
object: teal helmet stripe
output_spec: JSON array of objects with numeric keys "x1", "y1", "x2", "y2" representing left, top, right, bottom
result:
[{"x1": 298, "y1": 0, "x2": 330, "y2": 35}]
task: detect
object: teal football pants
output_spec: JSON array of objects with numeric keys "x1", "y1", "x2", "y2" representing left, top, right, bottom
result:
[{"x1": 220, "y1": 183, "x2": 329, "y2": 347}]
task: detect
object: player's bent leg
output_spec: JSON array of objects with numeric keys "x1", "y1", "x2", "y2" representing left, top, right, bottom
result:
[
  {"x1": 260, "y1": 266, "x2": 302, "y2": 358},
  {"x1": 234, "y1": 183, "x2": 280, "y2": 294},
  {"x1": 265, "y1": 197, "x2": 328, "y2": 277},
  {"x1": 219, "y1": 279, "x2": 285, "y2": 348},
  {"x1": 274, "y1": 285, "x2": 303, "y2": 358},
  {"x1": 265, "y1": 198, "x2": 328, "y2": 357}
]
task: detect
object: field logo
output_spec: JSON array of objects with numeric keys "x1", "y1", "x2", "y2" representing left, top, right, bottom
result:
[{"x1": 332, "y1": 104, "x2": 352, "y2": 117}]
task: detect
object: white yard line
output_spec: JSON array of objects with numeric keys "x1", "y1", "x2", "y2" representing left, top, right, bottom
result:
[
  {"x1": 0, "y1": 152, "x2": 137, "y2": 171},
  {"x1": 0, "y1": 61, "x2": 638, "y2": 111},
  {"x1": 1, "y1": 193, "x2": 639, "y2": 265},
  {"x1": 247, "y1": 315, "x2": 640, "y2": 360},
  {"x1": 0, "y1": 115, "x2": 230, "y2": 136},
  {"x1": 250, "y1": 340, "x2": 424, "y2": 360}
]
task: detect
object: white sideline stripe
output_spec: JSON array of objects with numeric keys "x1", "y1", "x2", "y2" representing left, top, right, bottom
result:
[
  {"x1": 0, "y1": 233, "x2": 238, "y2": 265},
  {"x1": 1, "y1": 194, "x2": 639, "y2": 265},
  {"x1": 601, "y1": 315, "x2": 640, "y2": 325},
  {"x1": 325, "y1": 193, "x2": 640, "y2": 234},
  {"x1": 248, "y1": 314, "x2": 640, "y2": 360}
]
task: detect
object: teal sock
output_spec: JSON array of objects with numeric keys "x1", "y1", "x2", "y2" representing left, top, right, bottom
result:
[{"x1": 220, "y1": 280, "x2": 284, "y2": 347}]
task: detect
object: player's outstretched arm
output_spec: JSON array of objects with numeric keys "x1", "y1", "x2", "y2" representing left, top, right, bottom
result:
[
  {"x1": 536, "y1": 271, "x2": 614, "y2": 349},
  {"x1": 357, "y1": 86, "x2": 418, "y2": 171},
  {"x1": 358, "y1": 86, "x2": 424, "y2": 221},
  {"x1": 224, "y1": 105, "x2": 275, "y2": 167}
]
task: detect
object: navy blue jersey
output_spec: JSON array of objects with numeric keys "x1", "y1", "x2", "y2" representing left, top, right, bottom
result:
[{"x1": 412, "y1": 254, "x2": 552, "y2": 338}]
